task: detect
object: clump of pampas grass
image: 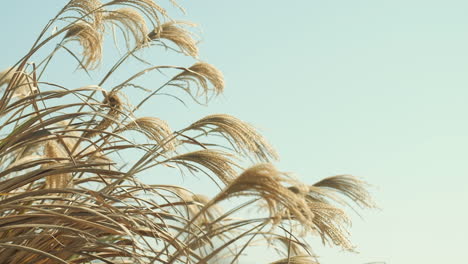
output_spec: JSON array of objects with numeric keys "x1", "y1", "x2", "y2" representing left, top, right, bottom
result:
[{"x1": 0, "y1": 1, "x2": 374, "y2": 263}]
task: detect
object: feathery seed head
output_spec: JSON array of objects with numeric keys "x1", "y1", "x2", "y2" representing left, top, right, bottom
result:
[
  {"x1": 188, "y1": 62, "x2": 224, "y2": 93},
  {"x1": 43, "y1": 141, "x2": 72, "y2": 189},
  {"x1": 168, "y1": 149, "x2": 238, "y2": 185},
  {"x1": 0, "y1": 67, "x2": 37, "y2": 98},
  {"x1": 118, "y1": 117, "x2": 175, "y2": 151},
  {"x1": 64, "y1": 21, "x2": 103, "y2": 69},
  {"x1": 104, "y1": 8, "x2": 149, "y2": 47},
  {"x1": 149, "y1": 21, "x2": 199, "y2": 57},
  {"x1": 313, "y1": 175, "x2": 375, "y2": 209},
  {"x1": 186, "y1": 114, "x2": 278, "y2": 162},
  {"x1": 105, "y1": 0, "x2": 168, "y2": 26},
  {"x1": 214, "y1": 163, "x2": 315, "y2": 227},
  {"x1": 0, "y1": 67, "x2": 14, "y2": 87},
  {"x1": 170, "y1": 62, "x2": 224, "y2": 103},
  {"x1": 66, "y1": 0, "x2": 104, "y2": 28}
]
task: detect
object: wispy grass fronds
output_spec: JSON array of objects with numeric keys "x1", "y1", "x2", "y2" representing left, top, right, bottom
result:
[
  {"x1": 185, "y1": 114, "x2": 278, "y2": 162},
  {"x1": 0, "y1": 67, "x2": 37, "y2": 98},
  {"x1": 64, "y1": 21, "x2": 103, "y2": 69},
  {"x1": 149, "y1": 21, "x2": 199, "y2": 57},
  {"x1": 65, "y1": 0, "x2": 103, "y2": 27},
  {"x1": 214, "y1": 164, "x2": 314, "y2": 227},
  {"x1": 284, "y1": 175, "x2": 376, "y2": 250},
  {"x1": 313, "y1": 174, "x2": 375, "y2": 209},
  {"x1": 167, "y1": 149, "x2": 238, "y2": 185},
  {"x1": 170, "y1": 62, "x2": 224, "y2": 102},
  {"x1": 117, "y1": 116, "x2": 175, "y2": 151},
  {"x1": 104, "y1": 8, "x2": 150, "y2": 48},
  {"x1": 0, "y1": 67, "x2": 14, "y2": 87},
  {"x1": 105, "y1": 0, "x2": 167, "y2": 27},
  {"x1": 43, "y1": 141, "x2": 72, "y2": 189}
]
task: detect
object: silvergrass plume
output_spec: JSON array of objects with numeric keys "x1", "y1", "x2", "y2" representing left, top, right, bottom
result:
[
  {"x1": 149, "y1": 21, "x2": 199, "y2": 57},
  {"x1": 167, "y1": 149, "x2": 238, "y2": 185},
  {"x1": 64, "y1": 21, "x2": 103, "y2": 69},
  {"x1": 66, "y1": 0, "x2": 103, "y2": 27},
  {"x1": 0, "y1": 67, "x2": 37, "y2": 98},
  {"x1": 213, "y1": 164, "x2": 314, "y2": 226},
  {"x1": 117, "y1": 116, "x2": 175, "y2": 151},
  {"x1": 43, "y1": 141, "x2": 72, "y2": 189},
  {"x1": 186, "y1": 114, "x2": 279, "y2": 161},
  {"x1": 169, "y1": 62, "x2": 224, "y2": 102},
  {"x1": 104, "y1": 8, "x2": 149, "y2": 47}
]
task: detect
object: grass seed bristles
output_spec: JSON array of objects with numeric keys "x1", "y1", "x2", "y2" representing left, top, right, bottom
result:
[
  {"x1": 313, "y1": 175, "x2": 375, "y2": 209},
  {"x1": 104, "y1": 8, "x2": 149, "y2": 48},
  {"x1": 172, "y1": 62, "x2": 224, "y2": 99},
  {"x1": 64, "y1": 21, "x2": 103, "y2": 69},
  {"x1": 287, "y1": 176, "x2": 375, "y2": 250},
  {"x1": 43, "y1": 141, "x2": 72, "y2": 189},
  {"x1": 65, "y1": 0, "x2": 104, "y2": 28},
  {"x1": 0, "y1": 67, "x2": 14, "y2": 87},
  {"x1": 214, "y1": 163, "x2": 314, "y2": 228},
  {"x1": 185, "y1": 114, "x2": 278, "y2": 162},
  {"x1": 166, "y1": 149, "x2": 238, "y2": 185},
  {"x1": 116, "y1": 117, "x2": 175, "y2": 151},
  {"x1": 0, "y1": 67, "x2": 37, "y2": 98},
  {"x1": 105, "y1": 0, "x2": 168, "y2": 27},
  {"x1": 166, "y1": 62, "x2": 224, "y2": 104},
  {"x1": 305, "y1": 201, "x2": 353, "y2": 250},
  {"x1": 149, "y1": 21, "x2": 199, "y2": 57}
]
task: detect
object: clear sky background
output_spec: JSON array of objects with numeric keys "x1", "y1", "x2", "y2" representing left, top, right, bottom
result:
[{"x1": 2, "y1": 0, "x2": 468, "y2": 263}]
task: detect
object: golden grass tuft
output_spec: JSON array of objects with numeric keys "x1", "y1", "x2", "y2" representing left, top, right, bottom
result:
[
  {"x1": 43, "y1": 141, "x2": 72, "y2": 189},
  {"x1": 66, "y1": 0, "x2": 103, "y2": 27},
  {"x1": 0, "y1": 67, "x2": 14, "y2": 87},
  {"x1": 185, "y1": 114, "x2": 279, "y2": 162},
  {"x1": 313, "y1": 174, "x2": 375, "y2": 209},
  {"x1": 64, "y1": 21, "x2": 103, "y2": 69},
  {"x1": 167, "y1": 149, "x2": 238, "y2": 185},
  {"x1": 104, "y1": 8, "x2": 149, "y2": 47},
  {"x1": 105, "y1": 0, "x2": 168, "y2": 25},
  {"x1": 117, "y1": 116, "x2": 175, "y2": 151},
  {"x1": 214, "y1": 163, "x2": 315, "y2": 227},
  {"x1": 0, "y1": 67, "x2": 37, "y2": 98},
  {"x1": 170, "y1": 62, "x2": 224, "y2": 102},
  {"x1": 149, "y1": 21, "x2": 199, "y2": 57}
]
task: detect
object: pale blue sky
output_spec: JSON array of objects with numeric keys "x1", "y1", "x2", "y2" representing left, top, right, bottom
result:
[{"x1": 2, "y1": 0, "x2": 468, "y2": 263}]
